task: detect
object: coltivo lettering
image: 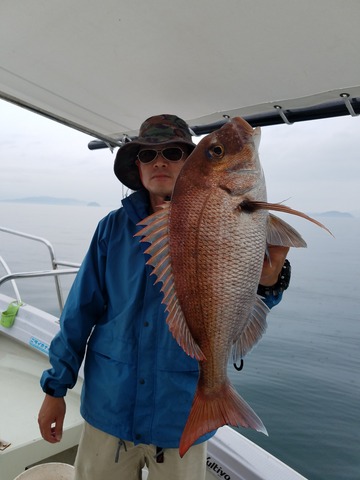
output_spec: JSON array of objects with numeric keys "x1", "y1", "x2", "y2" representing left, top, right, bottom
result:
[{"x1": 206, "y1": 456, "x2": 231, "y2": 480}]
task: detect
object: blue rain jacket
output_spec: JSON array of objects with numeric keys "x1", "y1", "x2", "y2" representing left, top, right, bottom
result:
[{"x1": 41, "y1": 190, "x2": 282, "y2": 447}]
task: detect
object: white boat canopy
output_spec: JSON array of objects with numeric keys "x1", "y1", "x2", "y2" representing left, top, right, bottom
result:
[{"x1": 1, "y1": 0, "x2": 359, "y2": 145}]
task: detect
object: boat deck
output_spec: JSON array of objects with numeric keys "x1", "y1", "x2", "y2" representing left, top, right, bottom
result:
[{"x1": 0, "y1": 323, "x2": 83, "y2": 480}]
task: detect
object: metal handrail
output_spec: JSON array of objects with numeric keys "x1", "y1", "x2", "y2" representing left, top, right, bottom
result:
[
  {"x1": 0, "y1": 256, "x2": 22, "y2": 305},
  {"x1": 56, "y1": 260, "x2": 81, "y2": 268},
  {"x1": 0, "y1": 227, "x2": 57, "y2": 260},
  {"x1": 0, "y1": 226, "x2": 80, "y2": 312},
  {"x1": 0, "y1": 268, "x2": 79, "y2": 287}
]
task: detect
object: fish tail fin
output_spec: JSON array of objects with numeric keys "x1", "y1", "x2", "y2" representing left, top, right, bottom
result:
[{"x1": 179, "y1": 381, "x2": 267, "y2": 457}]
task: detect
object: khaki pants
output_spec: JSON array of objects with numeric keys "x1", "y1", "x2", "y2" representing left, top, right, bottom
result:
[{"x1": 74, "y1": 422, "x2": 207, "y2": 480}]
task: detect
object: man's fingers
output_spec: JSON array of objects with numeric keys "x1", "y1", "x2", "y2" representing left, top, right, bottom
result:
[
  {"x1": 38, "y1": 395, "x2": 66, "y2": 443},
  {"x1": 261, "y1": 246, "x2": 290, "y2": 286},
  {"x1": 53, "y1": 417, "x2": 64, "y2": 442}
]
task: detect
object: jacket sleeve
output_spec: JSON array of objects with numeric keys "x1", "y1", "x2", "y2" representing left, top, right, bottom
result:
[
  {"x1": 40, "y1": 221, "x2": 108, "y2": 397},
  {"x1": 261, "y1": 291, "x2": 283, "y2": 309}
]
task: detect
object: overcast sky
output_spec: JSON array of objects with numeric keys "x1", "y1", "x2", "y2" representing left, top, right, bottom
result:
[{"x1": 1, "y1": 99, "x2": 359, "y2": 214}]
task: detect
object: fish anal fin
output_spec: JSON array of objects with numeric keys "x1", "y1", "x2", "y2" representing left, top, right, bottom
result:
[
  {"x1": 179, "y1": 381, "x2": 267, "y2": 458},
  {"x1": 232, "y1": 296, "x2": 269, "y2": 362},
  {"x1": 267, "y1": 213, "x2": 307, "y2": 248}
]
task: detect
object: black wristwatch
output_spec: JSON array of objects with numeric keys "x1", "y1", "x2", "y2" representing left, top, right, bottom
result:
[{"x1": 257, "y1": 259, "x2": 291, "y2": 297}]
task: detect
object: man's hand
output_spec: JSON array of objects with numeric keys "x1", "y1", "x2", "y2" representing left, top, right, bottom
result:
[
  {"x1": 38, "y1": 394, "x2": 66, "y2": 443},
  {"x1": 260, "y1": 245, "x2": 289, "y2": 286}
]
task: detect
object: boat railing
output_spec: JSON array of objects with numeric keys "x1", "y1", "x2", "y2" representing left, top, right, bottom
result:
[{"x1": 0, "y1": 226, "x2": 80, "y2": 312}]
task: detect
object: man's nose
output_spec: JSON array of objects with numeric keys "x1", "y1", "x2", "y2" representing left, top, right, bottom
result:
[{"x1": 153, "y1": 154, "x2": 168, "y2": 166}]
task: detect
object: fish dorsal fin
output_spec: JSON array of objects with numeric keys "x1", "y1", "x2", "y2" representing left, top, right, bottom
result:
[
  {"x1": 267, "y1": 213, "x2": 307, "y2": 247},
  {"x1": 231, "y1": 296, "x2": 270, "y2": 362},
  {"x1": 135, "y1": 204, "x2": 205, "y2": 361}
]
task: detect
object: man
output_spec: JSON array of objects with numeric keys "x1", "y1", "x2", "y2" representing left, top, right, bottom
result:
[{"x1": 38, "y1": 114, "x2": 290, "y2": 480}]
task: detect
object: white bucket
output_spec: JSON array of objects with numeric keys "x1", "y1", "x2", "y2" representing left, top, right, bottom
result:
[{"x1": 13, "y1": 463, "x2": 74, "y2": 480}]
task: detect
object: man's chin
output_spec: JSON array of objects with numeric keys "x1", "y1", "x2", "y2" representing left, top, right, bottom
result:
[{"x1": 149, "y1": 186, "x2": 173, "y2": 199}]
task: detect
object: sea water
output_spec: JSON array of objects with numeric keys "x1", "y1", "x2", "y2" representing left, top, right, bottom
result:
[{"x1": 1, "y1": 203, "x2": 359, "y2": 480}]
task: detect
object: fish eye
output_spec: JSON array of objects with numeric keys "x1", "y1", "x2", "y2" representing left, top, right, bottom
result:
[{"x1": 208, "y1": 144, "x2": 224, "y2": 159}]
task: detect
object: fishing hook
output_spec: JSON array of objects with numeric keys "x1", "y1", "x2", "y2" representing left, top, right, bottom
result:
[{"x1": 233, "y1": 359, "x2": 244, "y2": 371}]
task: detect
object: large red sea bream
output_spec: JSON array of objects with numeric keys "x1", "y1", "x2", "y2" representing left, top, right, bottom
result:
[{"x1": 136, "y1": 117, "x2": 330, "y2": 457}]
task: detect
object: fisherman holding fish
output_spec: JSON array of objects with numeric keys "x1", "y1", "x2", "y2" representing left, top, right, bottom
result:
[{"x1": 38, "y1": 114, "x2": 290, "y2": 480}]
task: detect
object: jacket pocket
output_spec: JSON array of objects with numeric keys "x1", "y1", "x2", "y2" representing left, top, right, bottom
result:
[{"x1": 87, "y1": 323, "x2": 137, "y2": 364}]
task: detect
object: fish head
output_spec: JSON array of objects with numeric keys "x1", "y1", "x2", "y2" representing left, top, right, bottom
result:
[{"x1": 178, "y1": 117, "x2": 264, "y2": 198}]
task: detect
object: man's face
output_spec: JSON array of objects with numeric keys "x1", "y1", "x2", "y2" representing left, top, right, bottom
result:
[{"x1": 136, "y1": 143, "x2": 190, "y2": 205}]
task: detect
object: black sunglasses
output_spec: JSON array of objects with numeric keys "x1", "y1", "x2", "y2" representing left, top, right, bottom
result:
[{"x1": 137, "y1": 147, "x2": 185, "y2": 164}]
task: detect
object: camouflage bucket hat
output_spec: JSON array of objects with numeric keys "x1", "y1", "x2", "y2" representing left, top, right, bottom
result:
[{"x1": 114, "y1": 114, "x2": 196, "y2": 190}]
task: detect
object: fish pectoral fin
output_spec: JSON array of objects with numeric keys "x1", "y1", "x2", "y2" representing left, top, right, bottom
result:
[
  {"x1": 267, "y1": 213, "x2": 307, "y2": 247},
  {"x1": 240, "y1": 200, "x2": 333, "y2": 236},
  {"x1": 231, "y1": 296, "x2": 269, "y2": 362}
]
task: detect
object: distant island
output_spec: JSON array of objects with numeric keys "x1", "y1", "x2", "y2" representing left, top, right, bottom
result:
[
  {"x1": 0, "y1": 196, "x2": 101, "y2": 207},
  {"x1": 312, "y1": 211, "x2": 353, "y2": 218}
]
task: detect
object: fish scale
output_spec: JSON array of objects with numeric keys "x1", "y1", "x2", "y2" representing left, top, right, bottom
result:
[{"x1": 169, "y1": 195, "x2": 267, "y2": 398}]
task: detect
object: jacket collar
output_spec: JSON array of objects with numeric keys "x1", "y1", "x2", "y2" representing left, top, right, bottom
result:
[{"x1": 121, "y1": 189, "x2": 151, "y2": 225}]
